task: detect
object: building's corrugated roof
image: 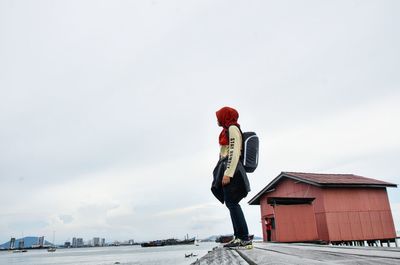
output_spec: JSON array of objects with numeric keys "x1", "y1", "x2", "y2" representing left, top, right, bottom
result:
[
  {"x1": 283, "y1": 172, "x2": 396, "y2": 186},
  {"x1": 248, "y1": 172, "x2": 397, "y2": 205}
]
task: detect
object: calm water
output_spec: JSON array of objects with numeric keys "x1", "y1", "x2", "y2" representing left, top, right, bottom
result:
[{"x1": 0, "y1": 243, "x2": 218, "y2": 265}]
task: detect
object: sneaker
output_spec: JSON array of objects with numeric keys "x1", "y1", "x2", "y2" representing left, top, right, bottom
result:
[
  {"x1": 240, "y1": 240, "x2": 253, "y2": 249},
  {"x1": 224, "y1": 237, "x2": 236, "y2": 244},
  {"x1": 223, "y1": 238, "x2": 241, "y2": 248}
]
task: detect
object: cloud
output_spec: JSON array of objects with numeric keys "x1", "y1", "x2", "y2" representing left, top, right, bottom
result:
[
  {"x1": 59, "y1": 215, "x2": 74, "y2": 224},
  {"x1": 259, "y1": 92, "x2": 400, "y2": 176},
  {"x1": 154, "y1": 202, "x2": 219, "y2": 218},
  {"x1": 8, "y1": 220, "x2": 49, "y2": 233}
]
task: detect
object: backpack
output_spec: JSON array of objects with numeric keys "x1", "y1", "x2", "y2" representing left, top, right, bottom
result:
[{"x1": 241, "y1": 131, "x2": 259, "y2": 173}]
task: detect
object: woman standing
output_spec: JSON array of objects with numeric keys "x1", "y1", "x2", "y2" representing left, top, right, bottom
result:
[{"x1": 213, "y1": 106, "x2": 252, "y2": 248}]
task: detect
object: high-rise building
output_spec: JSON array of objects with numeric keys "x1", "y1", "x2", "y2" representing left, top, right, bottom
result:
[
  {"x1": 93, "y1": 237, "x2": 100, "y2": 247},
  {"x1": 101, "y1": 238, "x2": 105, "y2": 246},
  {"x1": 9, "y1": 238, "x2": 15, "y2": 249},
  {"x1": 77, "y1": 238, "x2": 84, "y2": 247},
  {"x1": 38, "y1": 236, "x2": 44, "y2": 247},
  {"x1": 18, "y1": 239, "x2": 24, "y2": 249},
  {"x1": 72, "y1": 237, "x2": 77, "y2": 248}
]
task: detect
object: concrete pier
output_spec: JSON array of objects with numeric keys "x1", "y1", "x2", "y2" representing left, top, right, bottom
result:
[{"x1": 192, "y1": 242, "x2": 400, "y2": 265}]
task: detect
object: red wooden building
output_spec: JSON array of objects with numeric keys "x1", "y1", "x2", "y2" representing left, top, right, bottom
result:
[{"x1": 249, "y1": 172, "x2": 397, "y2": 244}]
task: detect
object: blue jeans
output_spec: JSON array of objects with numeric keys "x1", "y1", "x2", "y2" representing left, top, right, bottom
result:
[{"x1": 224, "y1": 188, "x2": 249, "y2": 241}]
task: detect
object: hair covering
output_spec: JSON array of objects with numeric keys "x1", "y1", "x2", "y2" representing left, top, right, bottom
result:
[{"x1": 216, "y1": 106, "x2": 240, "y2": 145}]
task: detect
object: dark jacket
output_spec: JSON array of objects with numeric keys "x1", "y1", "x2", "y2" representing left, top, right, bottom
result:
[{"x1": 211, "y1": 157, "x2": 250, "y2": 204}]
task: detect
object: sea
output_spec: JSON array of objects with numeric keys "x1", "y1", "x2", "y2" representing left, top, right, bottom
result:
[{"x1": 0, "y1": 242, "x2": 218, "y2": 265}]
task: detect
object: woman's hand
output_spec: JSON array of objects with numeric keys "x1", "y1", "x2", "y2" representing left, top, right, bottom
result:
[{"x1": 222, "y1": 175, "x2": 231, "y2": 186}]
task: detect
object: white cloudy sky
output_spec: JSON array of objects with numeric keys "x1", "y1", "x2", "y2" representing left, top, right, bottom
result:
[{"x1": 1, "y1": 0, "x2": 399, "y2": 244}]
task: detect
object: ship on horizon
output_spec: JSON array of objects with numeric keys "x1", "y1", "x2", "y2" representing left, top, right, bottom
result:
[{"x1": 141, "y1": 235, "x2": 196, "y2": 247}]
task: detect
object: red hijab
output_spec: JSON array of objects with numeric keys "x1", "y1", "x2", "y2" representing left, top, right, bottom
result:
[{"x1": 216, "y1": 106, "x2": 240, "y2": 145}]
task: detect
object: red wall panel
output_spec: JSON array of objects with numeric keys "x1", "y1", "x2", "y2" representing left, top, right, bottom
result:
[
  {"x1": 324, "y1": 188, "x2": 390, "y2": 212},
  {"x1": 338, "y1": 212, "x2": 353, "y2": 240},
  {"x1": 274, "y1": 204, "x2": 318, "y2": 242},
  {"x1": 326, "y1": 213, "x2": 341, "y2": 241},
  {"x1": 370, "y1": 211, "x2": 384, "y2": 238},
  {"x1": 380, "y1": 211, "x2": 396, "y2": 238},
  {"x1": 359, "y1": 211, "x2": 374, "y2": 239},
  {"x1": 348, "y1": 212, "x2": 363, "y2": 240},
  {"x1": 315, "y1": 213, "x2": 329, "y2": 241}
]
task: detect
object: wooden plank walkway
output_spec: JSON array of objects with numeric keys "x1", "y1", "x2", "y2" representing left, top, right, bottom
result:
[{"x1": 192, "y1": 242, "x2": 400, "y2": 265}]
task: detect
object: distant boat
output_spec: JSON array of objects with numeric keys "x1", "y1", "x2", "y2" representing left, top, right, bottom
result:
[
  {"x1": 47, "y1": 247, "x2": 56, "y2": 252},
  {"x1": 141, "y1": 241, "x2": 165, "y2": 247},
  {"x1": 141, "y1": 236, "x2": 196, "y2": 247},
  {"x1": 166, "y1": 237, "x2": 195, "y2": 245},
  {"x1": 12, "y1": 249, "x2": 27, "y2": 253},
  {"x1": 166, "y1": 234, "x2": 196, "y2": 246}
]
